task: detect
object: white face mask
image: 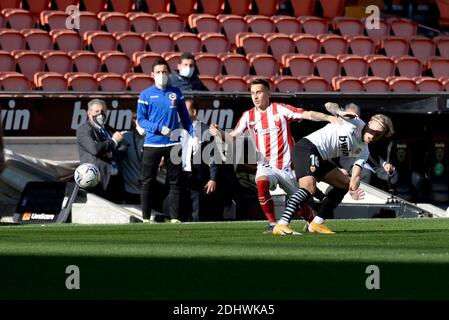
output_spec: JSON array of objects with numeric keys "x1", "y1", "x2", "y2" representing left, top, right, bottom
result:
[
  {"x1": 154, "y1": 73, "x2": 168, "y2": 87},
  {"x1": 135, "y1": 121, "x2": 146, "y2": 136},
  {"x1": 179, "y1": 66, "x2": 194, "y2": 78}
]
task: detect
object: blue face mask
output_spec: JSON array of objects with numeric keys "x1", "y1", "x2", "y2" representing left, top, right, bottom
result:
[{"x1": 179, "y1": 66, "x2": 194, "y2": 78}]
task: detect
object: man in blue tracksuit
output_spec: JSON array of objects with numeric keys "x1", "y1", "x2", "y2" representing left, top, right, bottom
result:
[{"x1": 137, "y1": 58, "x2": 194, "y2": 223}]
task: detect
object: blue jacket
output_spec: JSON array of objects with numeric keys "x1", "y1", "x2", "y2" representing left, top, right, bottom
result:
[{"x1": 137, "y1": 85, "x2": 193, "y2": 146}]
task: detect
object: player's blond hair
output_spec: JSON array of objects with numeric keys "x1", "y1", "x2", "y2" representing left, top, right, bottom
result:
[{"x1": 369, "y1": 114, "x2": 394, "y2": 139}]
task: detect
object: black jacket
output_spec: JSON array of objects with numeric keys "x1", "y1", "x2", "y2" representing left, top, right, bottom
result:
[{"x1": 169, "y1": 70, "x2": 209, "y2": 92}]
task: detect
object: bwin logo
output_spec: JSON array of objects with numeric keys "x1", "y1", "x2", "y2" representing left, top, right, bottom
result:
[
  {"x1": 1, "y1": 100, "x2": 30, "y2": 130},
  {"x1": 339, "y1": 135, "x2": 349, "y2": 156}
]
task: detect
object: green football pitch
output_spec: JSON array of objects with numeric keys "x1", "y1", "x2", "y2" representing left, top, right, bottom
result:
[{"x1": 1, "y1": 218, "x2": 449, "y2": 300}]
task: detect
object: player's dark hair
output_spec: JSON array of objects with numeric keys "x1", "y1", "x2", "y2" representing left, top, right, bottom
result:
[
  {"x1": 151, "y1": 58, "x2": 171, "y2": 72},
  {"x1": 179, "y1": 52, "x2": 195, "y2": 63},
  {"x1": 249, "y1": 78, "x2": 270, "y2": 91},
  {"x1": 185, "y1": 98, "x2": 199, "y2": 111}
]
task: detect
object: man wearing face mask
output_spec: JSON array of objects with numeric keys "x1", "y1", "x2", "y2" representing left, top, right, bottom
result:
[
  {"x1": 137, "y1": 59, "x2": 195, "y2": 223},
  {"x1": 168, "y1": 52, "x2": 208, "y2": 92},
  {"x1": 77, "y1": 99, "x2": 125, "y2": 202}
]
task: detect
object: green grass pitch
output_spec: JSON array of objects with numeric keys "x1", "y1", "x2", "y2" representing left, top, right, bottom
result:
[{"x1": 1, "y1": 218, "x2": 449, "y2": 300}]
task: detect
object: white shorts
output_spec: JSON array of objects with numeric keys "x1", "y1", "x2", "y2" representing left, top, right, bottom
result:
[{"x1": 255, "y1": 164, "x2": 298, "y2": 197}]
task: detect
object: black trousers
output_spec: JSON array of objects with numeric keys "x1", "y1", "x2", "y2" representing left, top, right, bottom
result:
[{"x1": 141, "y1": 145, "x2": 181, "y2": 219}]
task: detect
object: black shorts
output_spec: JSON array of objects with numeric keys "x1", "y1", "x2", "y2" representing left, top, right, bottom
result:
[{"x1": 292, "y1": 138, "x2": 337, "y2": 181}]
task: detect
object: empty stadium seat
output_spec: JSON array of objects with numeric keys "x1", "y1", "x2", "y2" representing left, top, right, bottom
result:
[
  {"x1": 244, "y1": 15, "x2": 275, "y2": 34},
  {"x1": 126, "y1": 12, "x2": 158, "y2": 33},
  {"x1": 34, "y1": 71, "x2": 67, "y2": 91},
  {"x1": 0, "y1": 0, "x2": 21, "y2": 10},
  {"x1": 114, "y1": 32, "x2": 144, "y2": 59},
  {"x1": 247, "y1": 53, "x2": 278, "y2": 77},
  {"x1": 143, "y1": 32, "x2": 175, "y2": 54},
  {"x1": 310, "y1": 53, "x2": 340, "y2": 83},
  {"x1": 0, "y1": 72, "x2": 32, "y2": 90},
  {"x1": 0, "y1": 13, "x2": 5, "y2": 28},
  {"x1": 82, "y1": 0, "x2": 107, "y2": 14},
  {"x1": 436, "y1": 0, "x2": 449, "y2": 27},
  {"x1": 199, "y1": 32, "x2": 229, "y2": 54},
  {"x1": 320, "y1": 0, "x2": 345, "y2": 18},
  {"x1": 271, "y1": 16, "x2": 301, "y2": 34},
  {"x1": 194, "y1": 53, "x2": 222, "y2": 76},
  {"x1": 198, "y1": 75, "x2": 219, "y2": 90},
  {"x1": 393, "y1": 55, "x2": 422, "y2": 77},
  {"x1": 360, "y1": 76, "x2": 390, "y2": 92},
  {"x1": 219, "y1": 53, "x2": 249, "y2": 76},
  {"x1": 21, "y1": 29, "x2": 52, "y2": 51},
  {"x1": 291, "y1": 33, "x2": 320, "y2": 55},
  {"x1": 171, "y1": 0, "x2": 196, "y2": 21},
  {"x1": 171, "y1": 32, "x2": 201, "y2": 53},
  {"x1": 2, "y1": 8, "x2": 34, "y2": 29},
  {"x1": 414, "y1": 76, "x2": 443, "y2": 92},
  {"x1": 387, "y1": 76, "x2": 418, "y2": 92},
  {"x1": 332, "y1": 17, "x2": 364, "y2": 36},
  {"x1": 217, "y1": 14, "x2": 248, "y2": 46},
  {"x1": 54, "y1": 0, "x2": 79, "y2": 11},
  {"x1": 236, "y1": 32, "x2": 267, "y2": 55},
  {"x1": 298, "y1": 76, "x2": 330, "y2": 92},
  {"x1": 98, "y1": 51, "x2": 131, "y2": 74},
  {"x1": 290, "y1": 0, "x2": 316, "y2": 16},
  {"x1": 65, "y1": 72, "x2": 98, "y2": 90},
  {"x1": 12, "y1": 50, "x2": 45, "y2": 80},
  {"x1": 318, "y1": 34, "x2": 348, "y2": 55},
  {"x1": 440, "y1": 76, "x2": 449, "y2": 91},
  {"x1": 109, "y1": 0, "x2": 134, "y2": 13},
  {"x1": 254, "y1": 0, "x2": 278, "y2": 16},
  {"x1": 409, "y1": 36, "x2": 435, "y2": 64},
  {"x1": 98, "y1": 12, "x2": 130, "y2": 33},
  {"x1": 364, "y1": 18, "x2": 391, "y2": 43},
  {"x1": 199, "y1": 0, "x2": 224, "y2": 15},
  {"x1": 271, "y1": 75, "x2": 302, "y2": 92},
  {"x1": 433, "y1": 36, "x2": 449, "y2": 58},
  {"x1": 298, "y1": 16, "x2": 328, "y2": 35},
  {"x1": 0, "y1": 29, "x2": 25, "y2": 51},
  {"x1": 123, "y1": 73, "x2": 153, "y2": 91},
  {"x1": 0, "y1": 50, "x2": 14, "y2": 71},
  {"x1": 94, "y1": 72, "x2": 127, "y2": 91},
  {"x1": 346, "y1": 35, "x2": 375, "y2": 55},
  {"x1": 154, "y1": 13, "x2": 184, "y2": 33},
  {"x1": 332, "y1": 76, "x2": 364, "y2": 92},
  {"x1": 161, "y1": 51, "x2": 182, "y2": 72},
  {"x1": 428, "y1": 57, "x2": 449, "y2": 78},
  {"x1": 145, "y1": 0, "x2": 170, "y2": 13},
  {"x1": 365, "y1": 54, "x2": 395, "y2": 78},
  {"x1": 77, "y1": 12, "x2": 101, "y2": 35},
  {"x1": 380, "y1": 36, "x2": 410, "y2": 56},
  {"x1": 281, "y1": 54, "x2": 314, "y2": 77},
  {"x1": 40, "y1": 10, "x2": 68, "y2": 30},
  {"x1": 189, "y1": 14, "x2": 220, "y2": 33},
  {"x1": 227, "y1": 0, "x2": 251, "y2": 15},
  {"x1": 50, "y1": 29, "x2": 83, "y2": 51},
  {"x1": 132, "y1": 51, "x2": 161, "y2": 74},
  {"x1": 264, "y1": 33, "x2": 295, "y2": 63},
  {"x1": 216, "y1": 75, "x2": 247, "y2": 91},
  {"x1": 69, "y1": 50, "x2": 101, "y2": 73},
  {"x1": 84, "y1": 31, "x2": 116, "y2": 53},
  {"x1": 25, "y1": 0, "x2": 51, "y2": 16},
  {"x1": 41, "y1": 50, "x2": 73, "y2": 74},
  {"x1": 338, "y1": 54, "x2": 368, "y2": 77},
  {"x1": 388, "y1": 18, "x2": 417, "y2": 37}
]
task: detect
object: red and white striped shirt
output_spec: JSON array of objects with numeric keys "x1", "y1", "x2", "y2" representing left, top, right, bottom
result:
[{"x1": 233, "y1": 102, "x2": 304, "y2": 170}]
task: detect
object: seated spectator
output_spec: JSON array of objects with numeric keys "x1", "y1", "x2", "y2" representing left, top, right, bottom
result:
[{"x1": 169, "y1": 52, "x2": 208, "y2": 91}]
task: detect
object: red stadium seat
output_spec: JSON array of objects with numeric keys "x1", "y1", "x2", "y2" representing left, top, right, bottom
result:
[
  {"x1": 81, "y1": 0, "x2": 107, "y2": 14},
  {"x1": 236, "y1": 32, "x2": 267, "y2": 55},
  {"x1": 365, "y1": 54, "x2": 395, "y2": 78},
  {"x1": 380, "y1": 36, "x2": 411, "y2": 57},
  {"x1": 243, "y1": 75, "x2": 274, "y2": 89},
  {"x1": 393, "y1": 55, "x2": 422, "y2": 77},
  {"x1": 123, "y1": 73, "x2": 153, "y2": 91},
  {"x1": 40, "y1": 10, "x2": 68, "y2": 30},
  {"x1": 272, "y1": 75, "x2": 302, "y2": 93},
  {"x1": 145, "y1": 0, "x2": 170, "y2": 13},
  {"x1": 65, "y1": 72, "x2": 97, "y2": 90},
  {"x1": 387, "y1": 76, "x2": 418, "y2": 92},
  {"x1": 254, "y1": 0, "x2": 278, "y2": 16},
  {"x1": 427, "y1": 57, "x2": 449, "y2": 78},
  {"x1": 34, "y1": 71, "x2": 68, "y2": 91},
  {"x1": 282, "y1": 54, "x2": 314, "y2": 77},
  {"x1": 2, "y1": 8, "x2": 34, "y2": 29},
  {"x1": 0, "y1": 72, "x2": 32, "y2": 90},
  {"x1": 114, "y1": 32, "x2": 145, "y2": 59},
  {"x1": 298, "y1": 16, "x2": 328, "y2": 35},
  {"x1": 189, "y1": 14, "x2": 220, "y2": 34},
  {"x1": 126, "y1": 12, "x2": 158, "y2": 33},
  {"x1": 360, "y1": 76, "x2": 390, "y2": 92},
  {"x1": 132, "y1": 51, "x2": 161, "y2": 74},
  {"x1": 247, "y1": 53, "x2": 278, "y2": 77},
  {"x1": 388, "y1": 18, "x2": 417, "y2": 37},
  {"x1": 227, "y1": 0, "x2": 252, "y2": 16},
  {"x1": 198, "y1": 0, "x2": 224, "y2": 15},
  {"x1": 439, "y1": 76, "x2": 449, "y2": 91},
  {"x1": 436, "y1": 0, "x2": 449, "y2": 27},
  {"x1": 0, "y1": 29, "x2": 25, "y2": 51},
  {"x1": 332, "y1": 76, "x2": 364, "y2": 92},
  {"x1": 216, "y1": 75, "x2": 247, "y2": 91},
  {"x1": 271, "y1": 16, "x2": 301, "y2": 35},
  {"x1": 433, "y1": 36, "x2": 449, "y2": 58},
  {"x1": 317, "y1": 34, "x2": 348, "y2": 55},
  {"x1": 12, "y1": 50, "x2": 45, "y2": 80},
  {"x1": 194, "y1": 53, "x2": 222, "y2": 76},
  {"x1": 264, "y1": 33, "x2": 295, "y2": 63},
  {"x1": 109, "y1": 0, "x2": 134, "y2": 13},
  {"x1": 143, "y1": 32, "x2": 175, "y2": 54},
  {"x1": 332, "y1": 17, "x2": 364, "y2": 36},
  {"x1": 244, "y1": 15, "x2": 275, "y2": 34},
  {"x1": 0, "y1": 13, "x2": 5, "y2": 28},
  {"x1": 0, "y1": 0, "x2": 21, "y2": 10},
  {"x1": 364, "y1": 18, "x2": 391, "y2": 44},
  {"x1": 26, "y1": 0, "x2": 51, "y2": 15},
  {"x1": 290, "y1": 0, "x2": 316, "y2": 16},
  {"x1": 54, "y1": 0, "x2": 79, "y2": 11},
  {"x1": 219, "y1": 53, "x2": 249, "y2": 76},
  {"x1": 98, "y1": 12, "x2": 130, "y2": 33},
  {"x1": 161, "y1": 51, "x2": 182, "y2": 72},
  {"x1": 77, "y1": 12, "x2": 101, "y2": 35},
  {"x1": 171, "y1": 32, "x2": 201, "y2": 53},
  {"x1": 320, "y1": 0, "x2": 345, "y2": 18},
  {"x1": 41, "y1": 50, "x2": 73, "y2": 74},
  {"x1": 414, "y1": 76, "x2": 443, "y2": 92},
  {"x1": 84, "y1": 31, "x2": 116, "y2": 53},
  {"x1": 298, "y1": 76, "x2": 330, "y2": 92},
  {"x1": 338, "y1": 54, "x2": 368, "y2": 77},
  {"x1": 199, "y1": 32, "x2": 229, "y2": 54},
  {"x1": 198, "y1": 75, "x2": 219, "y2": 91},
  {"x1": 98, "y1": 51, "x2": 131, "y2": 74},
  {"x1": 217, "y1": 14, "x2": 248, "y2": 46},
  {"x1": 291, "y1": 33, "x2": 320, "y2": 55},
  {"x1": 154, "y1": 13, "x2": 184, "y2": 34},
  {"x1": 171, "y1": 0, "x2": 196, "y2": 21},
  {"x1": 310, "y1": 53, "x2": 340, "y2": 83},
  {"x1": 69, "y1": 50, "x2": 101, "y2": 73},
  {"x1": 346, "y1": 35, "x2": 375, "y2": 56},
  {"x1": 94, "y1": 72, "x2": 127, "y2": 91},
  {"x1": 50, "y1": 29, "x2": 83, "y2": 52},
  {"x1": 21, "y1": 29, "x2": 52, "y2": 51},
  {"x1": 0, "y1": 50, "x2": 14, "y2": 71}
]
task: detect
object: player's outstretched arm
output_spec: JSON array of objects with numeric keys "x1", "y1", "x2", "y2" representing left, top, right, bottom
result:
[
  {"x1": 349, "y1": 165, "x2": 365, "y2": 200},
  {"x1": 209, "y1": 124, "x2": 237, "y2": 145},
  {"x1": 302, "y1": 110, "x2": 340, "y2": 124},
  {"x1": 325, "y1": 102, "x2": 358, "y2": 119}
]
